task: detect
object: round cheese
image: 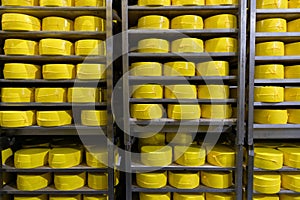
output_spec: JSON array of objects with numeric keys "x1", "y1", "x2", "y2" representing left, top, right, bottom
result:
[
  {"x1": 172, "y1": 38, "x2": 204, "y2": 53},
  {"x1": 256, "y1": 41, "x2": 285, "y2": 56},
  {"x1": 138, "y1": 38, "x2": 169, "y2": 53},
  {"x1": 254, "y1": 109, "x2": 288, "y2": 124},
  {"x1": 138, "y1": 15, "x2": 169, "y2": 29},
  {"x1": 254, "y1": 86, "x2": 284, "y2": 102}
]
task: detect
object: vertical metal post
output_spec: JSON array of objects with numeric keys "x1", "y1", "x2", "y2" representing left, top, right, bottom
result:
[{"x1": 247, "y1": 146, "x2": 254, "y2": 200}]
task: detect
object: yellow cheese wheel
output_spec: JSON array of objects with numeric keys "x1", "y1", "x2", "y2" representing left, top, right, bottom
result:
[
  {"x1": 4, "y1": 63, "x2": 41, "y2": 80},
  {"x1": 81, "y1": 110, "x2": 107, "y2": 126},
  {"x1": 168, "y1": 104, "x2": 201, "y2": 119},
  {"x1": 166, "y1": 133, "x2": 193, "y2": 144},
  {"x1": 14, "y1": 148, "x2": 49, "y2": 169},
  {"x1": 201, "y1": 105, "x2": 232, "y2": 119},
  {"x1": 2, "y1": 13, "x2": 40, "y2": 31},
  {"x1": 68, "y1": 88, "x2": 99, "y2": 103},
  {"x1": 171, "y1": 15, "x2": 203, "y2": 29},
  {"x1": 288, "y1": 18, "x2": 300, "y2": 32},
  {"x1": 86, "y1": 148, "x2": 118, "y2": 168},
  {"x1": 198, "y1": 85, "x2": 229, "y2": 99},
  {"x1": 253, "y1": 195, "x2": 279, "y2": 200},
  {"x1": 204, "y1": 14, "x2": 237, "y2": 29},
  {"x1": 75, "y1": 39, "x2": 106, "y2": 56},
  {"x1": 42, "y1": 17, "x2": 73, "y2": 31},
  {"x1": 139, "y1": 133, "x2": 165, "y2": 146},
  {"x1": 37, "y1": 111, "x2": 72, "y2": 127},
  {"x1": 255, "y1": 64, "x2": 284, "y2": 79},
  {"x1": 174, "y1": 146, "x2": 206, "y2": 166},
  {"x1": 257, "y1": 0, "x2": 288, "y2": 8},
  {"x1": 285, "y1": 88, "x2": 300, "y2": 101},
  {"x1": 2, "y1": 148, "x2": 13, "y2": 165},
  {"x1": 206, "y1": 193, "x2": 234, "y2": 200},
  {"x1": 206, "y1": 0, "x2": 237, "y2": 5},
  {"x1": 201, "y1": 171, "x2": 233, "y2": 189},
  {"x1": 131, "y1": 62, "x2": 162, "y2": 76},
  {"x1": 141, "y1": 146, "x2": 172, "y2": 166},
  {"x1": 49, "y1": 148, "x2": 82, "y2": 168},
  {"x1": 83, "y1": 195, "x2": 108, "y2": 200},
  {"x1": 42, "y1": 64, "x2": 75, "y2": 80},
  {"x1": 164, "y1": 62, "x2": 195, "y2": 76},
  {"x1": 4, "y1": 39, "x2": 38, "y2": 55},
  {"x1": 75, "y1": 0, "x2": 105, "y2": 6},
  {"x1": 138, "y1": 0, "x2": 171, "y2": 6},
  {"x1": 54, "y1": 172, "x2": 85, "y2": 190},
  {"x1": 77, "y1": 64, "x2": 106, "y2": 80},
  {"x1": 0, "y1": 111, "x2": 35, "y2": 128},
  {"x1": 254, "y1": 86, "x2": 284, "y2": 102},
  {"x1": 254, "y1": 172, "x2": 281, "y2": 194},
  {"x1": 136, "y1": 171, "x2": 167, "y2": 188},
  {"x1": 280, "y1": 194, "x2": 300, "y2": 200},
  {"x1": 281, "y1": 172, "x2": 300, "y2": 192},
  {"x1": 254, "y1": 109, "x2": 288, "y2": 124},
  {"x1": 131, "y1": 104, "x2": 164, "y2": 119},
  {"x1": 14, "y1": 194, "x2": 48, "y2": 200},
  {"x1": 205, "y1": 37, "x2": 237, "y2": 53},
  {"x1": 35, "y1": 88, "x2": 66, "y2": 103},
  {"x1": 197, "y1": 61, "x2": 229, "y2": 76},
  {"x1": 288, "y1": 109, "x2": 300, "y2": 124},
  {"x1": 286, "y1": 42, "x2": 300, "y2": 56},
  {"x1": 17, "y1": 172, "x2": 51, "y2": 191},
  {"x1": 289, "y1": 0, "x2": 300, "y2": 8},
  {"x1": 256, "y1": 41, "x2": 284, "y2": 56},
  {"x1": 39, "y1": 38, "x2": 73, "y2": 55},
  {"x1": 75, "y1": 16, "x2": 105, "y2": 31},
  {"x1": 139, "y1": 193, "x2": 170, "y2": 200},
  {"x1": 278, "y1": 148, "x2": 300, "y2": 169},
  {"x1": 285, "y1": 65, "x2": 300, "y2": 79},
  {"x1": 207, "y1": 145, "x2": 235, "y2": 167},
  {"x1": 165, "y1": 85, "x2": 197, "y2": 99},
  {"x1": 50, "y1": 195, "x2": 81, "y2": 200},
  {"x1": 169, "y1": 171, "x2": 199, "y2": 189},
  {"x1": 132, "y1": 84, "x2": 163, "y2": 99},
  {"x1": 88, "y1": 173, "x2": 110, "y2": 189},
  {"x1": 40, "y1": 0, "x2": 73, "y2": 6},
  {"x1": 138, "y1": 15, "x2": 169, "y2": 29},
  {"x1": 1, "y1": 88, "x2": 34, "y2": 103},
  {"x1": 172, "y1": 38, "x2": 204, "y2": 53},
  {"x1": 138, "y1": 38, "x2": 169, "y2": 53},
  {"x1": 256, "y1": 18, "x2": 287, "y2": 32},
  {"x1": 254, "y1": 148, "x2": 283, "y2": 170},
  {"x1": 173, "y1": 193, "x2": 205, "y2": 200},
  {"x1": 172, "y1": 0, "x2": 204, "y2": 5},
  {"x1": 2, "y1": 0, "x2": 38, "y2": 6}
]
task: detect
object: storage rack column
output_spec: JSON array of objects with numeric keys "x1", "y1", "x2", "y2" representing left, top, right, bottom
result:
[{"x1": 122, "y1": 1, "x2": 246, "y2": 199}]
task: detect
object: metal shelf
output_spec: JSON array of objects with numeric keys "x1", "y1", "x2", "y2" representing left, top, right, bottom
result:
[
  {"x1": 256, "y1": 9, "x2": 300, "y2": 20},
  {"x1": 256, "y1": 32, "x2": 300, "y2": 42},
  {"x1": 129, "y1": 52, "x2": 237, "y2": 59},
  {"x1": 0, "y1": 102, "x2": 107, "y2": 107},
  {"x1": 254, "y1": 102, "x2": 300, "y2": 107},
  {"x1": 253, "y1": 189, "x2": 300, "y2": 195},
  {"x1": 255, "y1": 79, "x2": 300, "y2": 85},
  {"x1": 130, "y1": 98, "x2": 236, "y2": 104},
  {"x1": 253, "y1": 166, "x2": 300, "y2": 172},
  {"x1": 255, "y1": 56, "x2": 300, "y2": 64},
  {"x1": 253, "y1": 124, "x2": 300, "y2": 139}
]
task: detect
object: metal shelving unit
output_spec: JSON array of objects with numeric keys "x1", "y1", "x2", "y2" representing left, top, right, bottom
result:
[
  {"x1": 122, "y1": 1, "x2": 246, "y2": 199},
  {"x1": 0, "y1": 1, "x2": 117, "y2": 199}
]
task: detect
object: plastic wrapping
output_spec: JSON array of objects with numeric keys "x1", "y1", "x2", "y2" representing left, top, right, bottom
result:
[
  {"x1": 281, "y1": 172, "x2": 300, "y2": 192},
  {"x1": 255, "y1": 64, "x2": 284, "y2": 79},
  {"x1": 201, "y1": 105, "x2": 232, "y2": 119},
  {"x1": 2, "y1": 13, "x2": 40, "y2": 31},
  {"x1": 42, "y1": 17, "x2": 73, "y2": 31},
  {"x1": 132, "y1": 84, "x2": 163, "y2": 99},
  {"x1": 201, "y1": 171, "x2": 233, "y2": 189},
  {"x1": 131, "y1": 62, "x2": 163, "y2": 76},
  {"x1": 68, "y1": 88, "x2": 99, "y2": 103},
  {"x1": 197, "y1": 61, "x2": 229, "y2": 76},
  {"x1": 17, "y1": 173, "x2": 51, "y2": 190},
  {"x1": 131, "y1": 104, "x2": 164, "y2": 119},
  {"x1": 172, "y1": 38, "x2": 204, "y2": 53},
  {"x1": 164, "y1": 62, "x2": 195, "y2": 76},
  {"x1": 54, "y1": 172, "x2": 86, "y2": 190},
  {"x1": 253, "y1": 172, "x2": 281, "y2": 194},
  {"x1": 14, "y1": 148, "x2": 49, "y2": 168},
  {"x1": 138, "y1": 15, "x2": 169, "y2": 29},
  {"x1": 254, "y1": 86, "x2": 284, "y2": 102},
  {"x1": 205, "y1": 14, "x2": 237, "y2": 29},
  {"x1": 256, "y1": 18, "x2": 287, "y2": 32},
  {"x1": 136, "y1": 171, "x2": 167, "y2": 188},
  {"x1": 165, "y1": 85, "x2": 197, "y2": 99},
  {"x1": 198, "y1": 85, "x2": 229, "y2": 99},
  {"x1": 174, "y1": 146, "x2": 206, "y2": 166},
  {"x1": 75, "y1": 39, "x2": 106, "y2": 56},
  {"x1": 256, "y1": 41, "x2": 285, "y2": 56},
  {"x1": 43, "y1": 64, "x2": 75, "y2": 80},
  {"x1": 168, "y1": 104, "x2": 201, "y2": 119},
  {"x1": 49, "y1": 148, "x2": 82, "y2": 168},
  {"x1": 254, "y1": 109, "x2": 288, "y2": 124},
  {"x1": 169, "y1": 171, "x2": 200, "y2": 189},
  {"x1": 254, "y1": 148, "x2": 283, "y2": 170},
  {"x1": 171, "y1": 15, "x2": 203, "y2": 29},
  {"x1": 37, "y1": 111, "x2": 72, "y2": 127},
  {"x1": 4, "y1": 39, "x2": 38, "y2": 55},
  {"x1": 205, "y1": 37, "x2": 237, "y2": 53},
  {"x1": 74, "y1": 16, "x2": 105, "y2": 31},
  {"x1": 1, "y1": 88, "x2": 34, "y2": 103},
  {"x1": 39, "y1": 39, "x2": 73, "y2": 55},
  {"x1": 138, "y1": 38, "x2": 169, "y2": 53},
  {"x1": 140, "y1": 146, "x2": 172, "y2": 166},
  {"x1": 81, "y1": 110, "x2": 107, "y2": 126},
  {"x1": 35, "y1": 88, "x2": 67, "y2": 103},
  {"x1": 0, "y1": 111, "x2": 36, "y2": 127}
]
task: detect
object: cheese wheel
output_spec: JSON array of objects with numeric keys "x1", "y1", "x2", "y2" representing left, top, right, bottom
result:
[
  {"x1": 2, "y1": 13, "x2": 40, "y2": 31},
  {"x1": 198, "y1": 85, "x2": 229, "y2": 99},
  {"x1": 206, "y1": 0, "x2": 237, "y2": 5},
  {"x1": 86, "y1": 148, "x2": 118, "y2": 168},
  {"x1": 77, "y1": 64, "x2": 106, "y2": 80},
  {"x1": 280, "y1": 194, "x2": 300, "y2": 200},
  {"x1": 14, "y1": 194, "x2": 48, "y2": 200},
  {"x1": 35, "y1": 88, "x2": 67, "y2": 103},
  {"x1": 207, "y1": 145, "x2": 235, "y2": 167},
  {"x1": 40, "y1": 0, "x2": 73, "y2": 6},
  {"x1": 132, "y1": 85, "x2": 163, "y2": 99},
  {"x1": 205, "y1": 37, "x2": 237, "y2": 53},
  {"x1": 37, "y1": 111, "x2": 72, "y2": 127},
  {"x1": 254, "y1": 148, "x2": 283, "y2": 170},
  {"x1": 74, "y1": 16, "x2": 105, "y2": 31},
  {"x1": 68, "y1": 88, "x2": 99, "y2": 103},
  {"x1": 4, "y1": 39, "x2": 38, "y2": 55},
  {"x1": 201, "y1": 105, "x2": 232, "y2": 119},
  {"x1": 285, "y1": 65, "x2": 300, "y2": 79},
  {"x1": 4, "y1": 63, "x2": 41, "y2": 80},
  {"x1": 288, "y1": 109, "x2": 300, "y2": 124},
  {"x1": 137, "y1": 0, "x2": 171, "y2": 6},
  {"x1": 281, "y1": 172, "x2": 300, "y2": 192},
  {"x1": 139, "y1": 133, "x2": 165, "y2": 146},
  {"x1": 256, "y1": 41, "x2": 284, "y2": 56},
  {"x1": 42, "y1": 17, "x2": 73, "y2": 31},
  {"x1": 286, "y1": 42, "x2": 300, "y2": 56},
  {"x1": 17, "y1": 173, "x2": 51, "y2": 191},
  {"x1": 197, "y1": 61, "x2": 229, "y2": 76},
  {"x1": 201, "y1": 171, "x2": 233, "y2": 189},
  {"x1": 14, "y1": 148, "x2": 49, "y2": 168},
  {"x1": 164, "y1": 61, "x2": 195, "y2": 76},
  {"x1": 289, "y1": 0, "x2": 300, "y2": 8},
  {"x1": 83, "y1": 195, "x2": 108, "y2": 200},
  {"x1": 54, "y1": 172, "x2": 85, "y2": 190},
  {"x1": 75, "y1": 39, "x2": 106, "y2": 56},
  {"x1": 168, "y1": 104, "x2": 201, "y2": 119},
  {"x1": 138, "y1": 38, "x2": 169, "y2": 53},
  {"x1": 50, "y1": 195, "x2": 81, "y2": 200},
  {"x1": 49, "y1": 148, "x2": 82, "y2": 168},
  {"x1": 1, "y1": 88, "x2": 34, "y2": 103},
  {"x1": 171, "y1": 15, "x2": 203, "y2": 29},
  {"x1": 139, "y1": 193, "x2": 170, "y2": 200},
  {"x1": 256, "y1": 18, "x2": 287, "y2": 32},
  {"x1": 165, "y1": 85, "x2": 197, "y2": 99},
  {"x1": 131, "y1": 62, "x2": 162, "y2": 76},
  {"x1": 169, "y1": 171, "x2": 200, "y2": 189},
  {"x1": 43, "y1": 64, "x2": 75, "y2": 80},
  {"x1": 206, "y1": 193, "x2": 234, "y2": 200},
  {"x1": 136, "y1": 171, "x2": 167, "y2": 188},
  {"x1": 172, "y1": 38, "x2": 204, "y2": 53},
  {"x1": 2, "y1": 148, "x2": 13, "y2": 165},
  {"x1": 173, "y1": 193, "x2": 205, "y2": 200},
  {"x1": 205, "y1": 14, "x2": 237, "y2": 29},
  {"x1": 254, "y1": 172, "x2": 281, "y2": 194},
  {"x1": 0, "y1": 111, "x2": 35, "y2": 128},
  {"x1": 131, "y1": 104, "x2": 164, "y2": 119},
  {"x1": 257, "y1": 0, "x2": 288, "y2": 8},
  {"x1": 255, "y1": 64, "x2": 284, "y2": 79},
  {"x1": 2, "y1": 0, "x2": 38, "y2": 6},
  {"x1": 166, "y1": 133, "x2": 193, "y2": 144},
  {"x1": 254, "y1": 109, "x2": 288, "y2": 124},
  {"x1": 81, "y1": 110, "x2": 107, "y2": 126},
  {"x1": 140, "y1": 146, "x2": 172, "y2": 166},
  {"x1": 39, "y1": 39, "x2": 73, "y2": 55},
  {"x1": 138, "y1": 15, "x2": 169, "y2": 29},
  {"x1": 278, "y1": 148, "x2": 300, "y2": 169},
  {"x1": 174, "y1": 146, "x2": 206, "y2": 166},
  {"x1": 172, "y1": 0, "x2": 204, "y2": 5},
  {"x1": 288, "y1": 19, "x2": 300, "y2": 32},
  {"x1": 75, "y1": 0, "x2": 105, "y2": 6},
  {"x1": 253, "y1": 195, "x2": 279, "y2": 200},
  {"x1": 254, "y1": 86, "x2": 284, "y2": 102},
  {"x1": 285, "y1": 88, "x2": 300, "y2": 101}
]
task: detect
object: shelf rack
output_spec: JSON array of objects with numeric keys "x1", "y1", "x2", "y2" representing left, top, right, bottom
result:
[
  {"x1": 0, "y1": 0, "x2": 117, "y2": 199},
  {"x1": 247, "y1": 1, "x2": 300, "y2": 199},
  {"x1": 122, "y1": 1, "x2": 246, "y2": 199}
]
